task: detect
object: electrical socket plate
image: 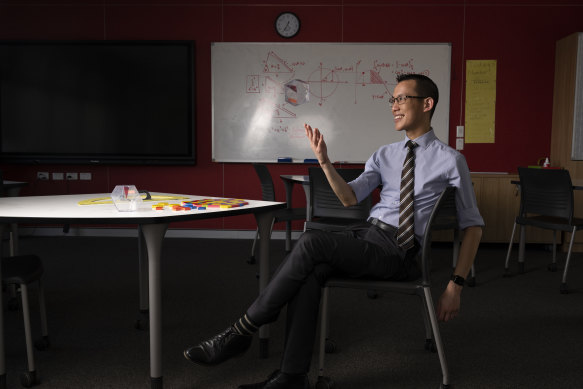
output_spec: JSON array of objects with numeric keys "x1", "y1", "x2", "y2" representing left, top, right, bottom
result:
[
  {"x1": 80, "y1": 172, "x2": 92, "y2": 181},
  {"x1": 52, "y1": 172, "x2": 64, "y2": 180},
  {"x1": 456, "y1": 138, "x2": 464, "y2": 150},
  {"x1": 66, "y1": 172, "x2": 78, "y2": 180},
  {"x1": 37, "y1": 172, "x2": 49, "y2": 180},
  {"x1": 456, "y1": 126, "x2": 464, "y2": 137}
]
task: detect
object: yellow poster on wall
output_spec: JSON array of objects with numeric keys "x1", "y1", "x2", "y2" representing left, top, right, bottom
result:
[{"x1": 465, "y1": 60, "x2": 497, "y2": 143}]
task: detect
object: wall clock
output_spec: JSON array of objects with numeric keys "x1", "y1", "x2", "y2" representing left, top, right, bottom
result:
[{"x1": 275, "y1": 12, "x2": 300, "y2": 39}]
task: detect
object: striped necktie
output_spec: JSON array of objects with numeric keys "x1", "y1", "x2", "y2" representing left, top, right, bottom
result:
[{"x1": 397, "y1": 140, "x2": 418, "y2": 250}]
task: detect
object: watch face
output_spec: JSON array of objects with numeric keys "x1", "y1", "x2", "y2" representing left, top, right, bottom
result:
[{"x1": 275, "y1": 12, "x2": 300, "y2": 38}]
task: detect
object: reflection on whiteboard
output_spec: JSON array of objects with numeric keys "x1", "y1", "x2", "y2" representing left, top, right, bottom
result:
[{"x1": 212, "y1": 43, "x2": 451, "y2": 163}]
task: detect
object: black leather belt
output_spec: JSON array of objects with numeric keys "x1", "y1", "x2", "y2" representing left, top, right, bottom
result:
[{"x1": 367, "y1": 217, "x2": 397, "y2": 235}]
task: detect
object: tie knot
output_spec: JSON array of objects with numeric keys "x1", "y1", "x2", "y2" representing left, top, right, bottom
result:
[{"x1": 406, "y1": 140, "x2": 418, "y2": 151}]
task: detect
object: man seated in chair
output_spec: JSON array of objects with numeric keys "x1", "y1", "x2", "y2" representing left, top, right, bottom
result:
[{"x1": 183, "y1": 74, "x2": 484, "y2": 389}]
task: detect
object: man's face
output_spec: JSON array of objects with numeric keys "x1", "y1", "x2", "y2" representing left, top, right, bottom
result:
[{"x1": 391, "y1": 80, "x2": 427, "y2": 133}]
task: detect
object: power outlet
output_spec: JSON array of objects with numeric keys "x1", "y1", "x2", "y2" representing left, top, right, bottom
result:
[
  {"x1": 456, "y1": 138, "x2": 464, "y2": 150},
  {"x1": 52, "y1": 172, "x2": 64, "y2": 180},
  {"x1": 80, "y1": 172, "x2": 92, "y2": 181},
  {"x1": 37, "y1": 172, "x2": 49, "y2": 180},
  {"x1": 66, "y1": 172, "x2": 78, "y2": 180}
]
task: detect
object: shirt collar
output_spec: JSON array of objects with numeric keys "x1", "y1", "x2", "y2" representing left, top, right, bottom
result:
[{"x1": 403, "y1": 128, "x2": 436, "y2": 150}]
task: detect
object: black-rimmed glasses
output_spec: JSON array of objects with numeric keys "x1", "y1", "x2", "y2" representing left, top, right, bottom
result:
[{"x1": 389, "y1": 95, "x2": 428, "y2": 105}]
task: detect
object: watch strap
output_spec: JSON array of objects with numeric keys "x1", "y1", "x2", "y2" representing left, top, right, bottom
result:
[{"x1": 450, "y1": 274, "x2": 465, "y2": 286}]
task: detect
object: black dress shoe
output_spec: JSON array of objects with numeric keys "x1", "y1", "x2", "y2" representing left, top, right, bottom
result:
[
  {"x1": 238, "y1": 370, "x2": 309, "y2": 389},
  {"x1": 183, "y1": 326, "x2": 252, "y2": 366}
]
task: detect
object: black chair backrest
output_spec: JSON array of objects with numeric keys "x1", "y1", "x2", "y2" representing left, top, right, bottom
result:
[
  {"x1": 420, "y1": 186, "x2": 457, "y2": 285},
  {"x1": 309, "y1": 167, "x2": 371, "y2": 221},
  {"x1": 517, "y1": 167, "x2": 573, "y2": 221},
  {"x1": 252, "y1": 163, "x2": 276, "y2": 202},
  {"x1": 430, "y1": 186, "x2": 458, "y2": 232}
]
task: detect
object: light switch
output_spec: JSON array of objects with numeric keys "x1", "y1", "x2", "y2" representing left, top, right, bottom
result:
[{"x1": 456, "y1": 126, "x2": 464, "y2": 137}]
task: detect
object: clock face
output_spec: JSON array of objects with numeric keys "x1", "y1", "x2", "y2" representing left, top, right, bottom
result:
[{"x1": 275, "y1": 12, "x2": 300, "y2": 39}]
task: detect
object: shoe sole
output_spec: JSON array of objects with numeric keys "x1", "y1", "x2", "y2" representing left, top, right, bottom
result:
[{"x1": 183, "y1": 348, "x2": 248, "y2": 366}]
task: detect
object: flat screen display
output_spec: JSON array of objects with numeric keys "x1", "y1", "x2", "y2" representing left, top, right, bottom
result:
[{"x1": 0, "y1": 40, "x2": 195, "y2": 165}]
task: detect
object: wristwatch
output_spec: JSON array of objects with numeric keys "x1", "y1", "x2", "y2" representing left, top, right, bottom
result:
[{"x1": 450, "y1": 274, "x2": 465, "y2": 286}]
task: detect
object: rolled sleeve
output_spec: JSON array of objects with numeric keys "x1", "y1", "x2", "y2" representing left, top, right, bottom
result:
[{"x1": 451, "y1": 154, "x2": 485, "y2": 230}]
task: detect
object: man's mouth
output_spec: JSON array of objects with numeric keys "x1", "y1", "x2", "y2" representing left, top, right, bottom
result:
[{"x1": 394, "y1": 114, "x2": 404, "y2": 121}]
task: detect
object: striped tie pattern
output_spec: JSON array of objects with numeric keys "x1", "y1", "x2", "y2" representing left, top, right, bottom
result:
[{"x1": 397, "y1": 140, "x2": 418, "y2": 250}]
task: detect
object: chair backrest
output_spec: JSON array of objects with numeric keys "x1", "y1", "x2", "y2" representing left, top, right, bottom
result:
[
  {"x1": 517, "y1": 167, "x2": 573, "y2": 221},
  {"x1": 309, "y1": 167, "x2": 371, "y2": 221},
  {"x1": 252, "y1": 163, "x2": 276, "y2": 202},
  {"x1": 420, "y1": 186, "x2": 457, "y2": 285}
]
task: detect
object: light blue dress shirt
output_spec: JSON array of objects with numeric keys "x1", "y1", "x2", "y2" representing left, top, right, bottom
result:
[{"x1": 348, "y1": 129, "x2": 484, "y2": 242}]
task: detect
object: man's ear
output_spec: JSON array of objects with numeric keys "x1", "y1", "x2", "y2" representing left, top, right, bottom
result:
[{"x1": 423, "y1": 97, "x2": 434, "y2": 113}]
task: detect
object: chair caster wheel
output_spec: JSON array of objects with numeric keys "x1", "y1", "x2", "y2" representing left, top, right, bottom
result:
[
  {"x1": 20, "y1": 370, "x2": 37, "y2": 388},
  {"x1": 547, "y1": 263, "x2": 557, "y2": 272},
  {"x1": 560, "y1": 283, "x2": 568, "y2": 294},
  {"x1": 34, "y1": 336, "x2": 50, "y2": 351},
  {"x1": 366, "y1": 289, "x2": 378, "y2": 299},
  {"x1": 440, "y1": 384, "x2": 451, "y2": 389},
  {"x1": 247, "y1": 255, "x2": 256, "y2": 265},
  {"x1": 467, "y1": 276, "x2": 476, "y2": 287},
  {"x1": 324, "y1": 338, "x2": 337, "y2": 354},
  {"x1": 315, "y1": 376, "x2": 335, "y2": 389},
  {"x1": 425, "y1": 338, "x2": 437, "y2": 353}
]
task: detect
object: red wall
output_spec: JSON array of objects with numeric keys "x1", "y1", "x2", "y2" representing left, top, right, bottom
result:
[{"x1": 1, "y1": 0, "x2": 583, "y2": 231}]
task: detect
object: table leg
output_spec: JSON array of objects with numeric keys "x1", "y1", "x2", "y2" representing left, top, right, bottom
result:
[
  {"x1": 254, "y1": 211, "x2": 274, "y2": 358},
  {"x1": 140, "y1": 223, "x2": 168, "y2": 389},
  {"x1": 136, "y1": 226, "x2": 150, "y2": 330},
  {"x1": 9, "y1": 223, "x2": 18, "y2": 256},
  {"x1": 0, "y1": 224, "x2": 6, "y2": 389}
]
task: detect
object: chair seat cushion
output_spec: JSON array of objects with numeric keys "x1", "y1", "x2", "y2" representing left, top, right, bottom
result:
[
  {"x1": 2, "y1": 255, "x2": 44, "y2": 285},
  {"x1": 517, "y1": 215, "x2": 583, "y2": 232},
  {"x1": 325, "y1": 277, "x2": 422, "y2": 295},
  {"x1": 305, "y1": 218, "x2": 363, "y2": 232}
]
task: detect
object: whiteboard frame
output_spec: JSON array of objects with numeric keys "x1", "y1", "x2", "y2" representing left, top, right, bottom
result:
[{"x1": 212, "y1": 42, "x2": 451, "y2": 163}]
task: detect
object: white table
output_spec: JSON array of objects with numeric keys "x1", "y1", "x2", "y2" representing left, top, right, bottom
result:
[
  {"x1": 0, "y1": 193, "x2": 284, "y2": 389},
  {"x1": 1, "y1": 180, "x2": 28, "y2": 256}
]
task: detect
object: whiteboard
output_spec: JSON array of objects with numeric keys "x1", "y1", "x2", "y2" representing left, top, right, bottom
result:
[{"x1": 212, "y1": 42, "x2": 451, "y2": 163}]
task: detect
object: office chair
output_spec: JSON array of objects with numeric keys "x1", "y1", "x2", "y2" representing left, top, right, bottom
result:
[
  {"x1": 307, "y1": 167, "x2": 371, "y2": 230},
  {"x1": 2, "y1": 256, "x2": 50, "y2": 387},
  {"x1": 312, "y1": 187, "x2": 457, "y2": 389},
  {"x1": 1, "y1": 171, "x2": 50, "y2": 387},
  {"x1": 504, "y1": 167, "x2": 583, "y2": 294},
  {"x1": 248, "y1": 164, "x2": 307, "y2": 264},
  {"x1": 307, "y1": 167, "x2": 471, "y2": 289}
]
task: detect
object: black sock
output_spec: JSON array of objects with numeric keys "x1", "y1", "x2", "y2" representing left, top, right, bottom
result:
[{"x1": 232, "y1": 314, "x2": 258, "y2": 336}]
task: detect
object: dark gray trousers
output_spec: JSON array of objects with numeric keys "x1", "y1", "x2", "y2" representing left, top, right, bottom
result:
[{"x1": 246, "y1": 222, "x2": 418, "y2": 374}]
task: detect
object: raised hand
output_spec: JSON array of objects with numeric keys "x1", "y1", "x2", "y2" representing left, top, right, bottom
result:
[{"x1": 304, "y1": 123, "x2": 329, "y2": 164}]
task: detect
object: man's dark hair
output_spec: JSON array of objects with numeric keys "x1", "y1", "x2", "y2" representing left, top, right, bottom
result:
[{"x1": 396, "y1": 74, "x2": 439, "y2": 119}]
